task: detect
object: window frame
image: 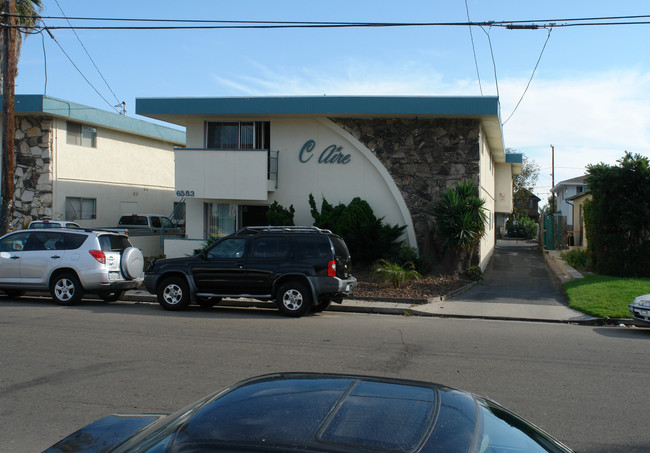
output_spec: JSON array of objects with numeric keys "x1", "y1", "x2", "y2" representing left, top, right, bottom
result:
[{"x1": 66, "y1": 121, "x2": 97, "y2": 148}]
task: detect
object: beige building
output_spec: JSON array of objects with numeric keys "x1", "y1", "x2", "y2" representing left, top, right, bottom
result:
[{"x1": 1, "y1": 95, "x2": 185, "y2": 230}]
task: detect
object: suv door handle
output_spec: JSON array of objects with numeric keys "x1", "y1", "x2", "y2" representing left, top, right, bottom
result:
[
  {"x1": 10, "y1": 255, "x2": 20, "y2": 259},
  {"x1": 51, "y1": 255, "x2": 61, "y2": 259},
  {"x1": 235, "y1": 262, "x2": 244, "y2": 268}
]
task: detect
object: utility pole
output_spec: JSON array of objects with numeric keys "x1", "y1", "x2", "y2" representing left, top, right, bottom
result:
[
  {"x1": 1, "y1": 0, "x2": 16, "y2": 235},
  {"x1": 550, "y1": 144, "x2": 555, "y2": 214}
]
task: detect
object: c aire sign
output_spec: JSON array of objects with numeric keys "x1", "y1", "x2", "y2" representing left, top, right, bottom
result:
[{"x1": 299, "y1": 140, "x2": 351, "y2": 165}]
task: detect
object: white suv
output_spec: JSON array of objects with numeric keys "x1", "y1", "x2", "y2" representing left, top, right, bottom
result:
[{"x1": 0, "y1": 229, "x2": 144, "y2": 305}]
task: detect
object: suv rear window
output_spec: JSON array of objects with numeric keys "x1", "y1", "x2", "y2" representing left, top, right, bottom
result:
[
  {"x1": 98, "y1": 234, "x2": 131, "y2": 252},
  {"x1": 293, "y1": 236, "x2": 331, "y2": 259},
  {"x1": 329, "y1": 235, "x2": 350, "y2": 258}
]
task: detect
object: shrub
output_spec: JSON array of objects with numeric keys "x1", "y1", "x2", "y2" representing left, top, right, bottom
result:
[
  {"x1": 385, "y1": 242, "x2": 433, "y2": 275},
  {"x1": 466, "y1": 266, "x2": 483, "y2": 281},
  {"x1": 371, "y1": 259, "x2": 422, "y2": 288},
  {"x1": 309, "y1": 194, "x2": 406, "y2": 263},
  {"x1": 561, "y1": 249, "x2": 590, "y2": 271},
  {"x1": 507, "y1": 214, "x2": 538, "y2": 239},
  {"x1": 266, "y1": 201, "x2": 295, "y2": 226}
]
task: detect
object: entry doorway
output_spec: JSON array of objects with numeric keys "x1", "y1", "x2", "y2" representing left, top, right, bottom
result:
[{"x1": 241, "y1": 205, "x2": 268, "y2": 227}]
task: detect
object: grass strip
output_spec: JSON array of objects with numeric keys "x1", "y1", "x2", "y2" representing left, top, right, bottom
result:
[{"x1": 564, "y1": 274, "x2": 650, "y2": 318}]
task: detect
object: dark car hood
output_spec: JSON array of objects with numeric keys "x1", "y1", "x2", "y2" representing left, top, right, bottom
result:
[{"x1": 42, "y1": 414, "x2": 163, "y2": 453}]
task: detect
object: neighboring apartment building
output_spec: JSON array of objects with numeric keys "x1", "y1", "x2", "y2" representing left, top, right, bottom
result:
[
  {"x1": 551, "y1": 175, "x2": 589, "y2": 229},
  {"x1": 566, "y1": 190, "x2": 592, "y2": 248},
  {"x1": 514, "y1": 188, "x2": 540, "y2": 221},
  {"x1": 137, "y1": 95, "x2": 521, "y2": 270},
  {"x1": 1, "y1": 95, "x2": 185, "y2": 230}
]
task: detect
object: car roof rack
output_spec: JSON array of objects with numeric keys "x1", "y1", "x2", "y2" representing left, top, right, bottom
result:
[{"x1": 236, "y1": 226, "x2": 333, "y2": 234}]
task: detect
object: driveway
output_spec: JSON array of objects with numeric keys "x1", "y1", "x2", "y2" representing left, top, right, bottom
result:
[{"x1": 458, "y1": 238, "x2": 566, "y2": 306}]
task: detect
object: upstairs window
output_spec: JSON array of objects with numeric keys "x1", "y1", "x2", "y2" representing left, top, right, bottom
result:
[
  {"x1": 67, "y1": 121, "x2": 97, "y2": 147},
  {"x1": 206, "y1": 121, "x2": 269, "y2": 150}
]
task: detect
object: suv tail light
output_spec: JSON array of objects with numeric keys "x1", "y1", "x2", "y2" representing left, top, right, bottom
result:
[
  {"x1": 328, "y1": 260, "x2": 337, "y2": 277},
  {"x1": 89, "y1": 250, "x2": 106, "y2": 264}
]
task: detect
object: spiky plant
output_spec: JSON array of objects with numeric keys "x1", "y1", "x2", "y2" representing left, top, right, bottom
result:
[{"x1": 371, "y1": 259, "x2": 422, "y2": 289}]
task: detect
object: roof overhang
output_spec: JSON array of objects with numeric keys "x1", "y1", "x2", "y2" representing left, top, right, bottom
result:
[
  {"x1": 3, "y1": 94, "x2": 185, "y2": 145},
  {"x1": 136, "y1": 95, "x2": 504, "y2": 156}
]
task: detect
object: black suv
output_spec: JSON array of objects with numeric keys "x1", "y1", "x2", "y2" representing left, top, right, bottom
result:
[{"x1": 144, "y1": 226, "x2": 357, "y2": 317}]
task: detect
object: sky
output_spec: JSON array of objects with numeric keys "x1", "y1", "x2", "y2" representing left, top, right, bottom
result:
[{"x1": 14, "y1": 0, "x2": 650, "y2": 204}]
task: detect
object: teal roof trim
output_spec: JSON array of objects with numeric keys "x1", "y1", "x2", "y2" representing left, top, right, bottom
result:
[
  {"x1": 5, "y1": 95, "x2": 185, "y2": 145},
  {"x1": 136, "y1": 95, "x2": 500, "y2": 117},
  {"x1": 505, "y1": 153, "x2": 523, "y2": 164}
]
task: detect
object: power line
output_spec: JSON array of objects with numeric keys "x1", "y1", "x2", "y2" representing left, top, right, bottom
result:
[
  {"x1": 464, "y1": 0, "x2": 483, "y2": 95},
  {"x1": 52, "y1": 0, "x2": 122, "y2": 111},
  {"x1": 502, "y1": 27, "x2": 553, "y2": 125},
  {"x1": 42, "y1": 25, "x2": 120, "y2": 113},
  {"x1": 8, "y1": 14, "x2": 650, "y2": 31}
]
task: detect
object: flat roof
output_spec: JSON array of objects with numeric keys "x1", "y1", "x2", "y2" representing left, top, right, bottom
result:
[
  {"x1": 135, "y1": 95, "x2": 504, "y2": 155},
  {"x1": 4, "y1": 94, "x2": 185, "y2": 145}
]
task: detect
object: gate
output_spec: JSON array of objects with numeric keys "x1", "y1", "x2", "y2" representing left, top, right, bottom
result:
[{"x1": 543, "y1": 215, "x2": 566, "y2": 250}]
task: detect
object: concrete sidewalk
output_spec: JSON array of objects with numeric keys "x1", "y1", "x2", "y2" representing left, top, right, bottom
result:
[{"x1": 124, "y1": 240, "x2": 598, "y2": 324}]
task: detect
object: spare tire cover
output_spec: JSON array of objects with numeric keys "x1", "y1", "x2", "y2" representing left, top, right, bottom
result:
[{"x1": 121, "y1": 247, "x2": 144, "y2": 280}]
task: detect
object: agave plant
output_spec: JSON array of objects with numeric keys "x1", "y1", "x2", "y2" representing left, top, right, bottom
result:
[{"x1": 371, "y1": 259, "x2": 422, "y2": 289}]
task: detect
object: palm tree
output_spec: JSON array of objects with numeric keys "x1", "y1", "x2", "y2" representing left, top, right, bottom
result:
[
  {"x1": 432, "y1": 180, "x2": 488, "y2": 274},
  {"x1": 0, "y1": 0, "x2": 43, "y2": 89}
]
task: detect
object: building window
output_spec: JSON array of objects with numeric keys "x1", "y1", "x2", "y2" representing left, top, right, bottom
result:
[
  {"x1": 576, "y1": 186, "x2": 584, "y2": 194},
  {"x1": 65, "y1": 197, "x2": 96, "y2": 220},
  {"x1": 204, "y1": 202, "x2": 238, "y2": 238},
  {"x1": 206, "y1": 121, "x2": 270, "y2": 150},
  {"x1": 67, "y1": 121, "x2": 97, "y2": 147}
]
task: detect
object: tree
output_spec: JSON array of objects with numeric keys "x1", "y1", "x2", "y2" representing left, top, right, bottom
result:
[
  {"x1": 507, "y1": 150, "x2": 540, "y2": 217},
  {"x1": 0, "y1": 0, "x2": 42, "y2": 88},
  {"x1": 584, "y1": 152, "x2": 650, "y2": 277},
  {"x1": 431, "y1": 180, "x2": 487, "y2": 274}
]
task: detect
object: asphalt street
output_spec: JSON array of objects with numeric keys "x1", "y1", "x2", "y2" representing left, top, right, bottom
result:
[{"x1": 0, "y1": 299, "x2": 648, "y2": 453}]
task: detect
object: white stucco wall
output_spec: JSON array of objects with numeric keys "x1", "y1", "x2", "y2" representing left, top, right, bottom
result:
[
  {"x1": 479, "y1": 126, "x2": 496, "y2": 270},
  {"x1": 51, "y1": 119, "x2": 177, "y2": 227},
  {"x1": 179, "y1": 117, "x2": 417, "y2": 247}
]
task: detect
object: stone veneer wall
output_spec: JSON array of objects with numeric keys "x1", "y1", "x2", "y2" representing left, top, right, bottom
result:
[
  {"x1": 12, "y1": 116, "x2": 54, "y2": 229},
  {"x1": 331, "y1": 117, "x2": 481, "y2": 261}
]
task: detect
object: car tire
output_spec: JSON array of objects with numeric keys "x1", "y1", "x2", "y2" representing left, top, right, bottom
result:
[
  {"x1": 99, "y1": 290, "x2": 123, "y2": 302},
  {"x1": 276, "y1": 281, "x2": 312, "y2": 317},
  {"x1": 157, "y1": 277, "x2": 190, "y2": 311},
  {"x1": 311, "y1": 298, "x2": 332, "y2": 313},
  {"x1": 197, "y1": 296, "x2": 222, "y2": 308},
  {"x1": 121, "y1": 247, "x2": 144, "y2": 280},
  {"x1": 50, "y1": 273, "x2": 84, "y2": 305},
  {"x1": 2, "y1": 290, "x2": 25, "y2": 298}
]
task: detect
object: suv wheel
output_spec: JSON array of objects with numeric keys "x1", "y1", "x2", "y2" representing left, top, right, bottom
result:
[
  {"x1": 50, "y1": 273, "x2": 84, "y2": 305},
  {"x1": 277, "y1": 282, "x2": 312, "y2": 317},
  {"x1": 157, "y1": 277, "x2": 190, "y2": 311}
]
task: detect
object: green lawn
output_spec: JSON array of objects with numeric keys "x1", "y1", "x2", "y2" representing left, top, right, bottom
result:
[{"x1": 564, "y1": 274, "x2": 650, "y2": 318}]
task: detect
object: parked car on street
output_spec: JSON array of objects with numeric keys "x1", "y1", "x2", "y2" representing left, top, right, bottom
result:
[
  {"x1": 0, "y1": 229, "x2": 144, "y2": 304},
  {"x1": 629, "y1": 294, "x2": 650, "y2": 327},
  {"x1": 144, "y1": 226, "x2": 357, "y2": 317},
  {"x1": 43, "y1": 372, "x2": 574, "y2": 453},
  {"x1": 28, "y1": 219, "x2": 82, "y2": 229}
]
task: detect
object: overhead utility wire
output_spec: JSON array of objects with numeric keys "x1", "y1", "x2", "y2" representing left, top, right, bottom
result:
[
  {"x1": 53, "y1": 0, "x2": 122, "y2": 110},
  {"x1": 41, "y1": 24, "x2": 120, "y2": 113},
  {"x1": 502, "y1": 27, "x2": 553, "y2": 126},
  {"x1": 464, "y1": 0, "x2": 483, "y2": 95},
  {"x1": 9, "y1": 14, "x2": 650, "y2": 30},
  {"x1": 17, "y1": 13, "x2": 650, "y2": 24}
]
